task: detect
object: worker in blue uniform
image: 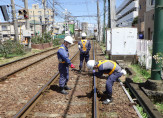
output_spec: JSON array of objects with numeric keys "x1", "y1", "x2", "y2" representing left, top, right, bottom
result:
[
  {"x1": 78, "y1": 32, "x2": 91, "y2": 72},
  {"x1": 57, "y1": 36, "x2": 75, "y2": 94},
  {"x1": 87, "y1": 60, "x2": 127, "y2": 104}
]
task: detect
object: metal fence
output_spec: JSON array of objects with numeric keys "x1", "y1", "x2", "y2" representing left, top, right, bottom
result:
[
  {"x1": 137, "y1": 39, "x2": 153, "y2": 69},
  {"x1": 54, "y1": 34, "x2": 65, "y2": 39}
]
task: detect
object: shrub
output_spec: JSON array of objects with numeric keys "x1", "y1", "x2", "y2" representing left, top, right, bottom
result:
[
  {"x1": 52, "y1": 38, "x2": 60, "y2": 46},
  {"x1": 31, "y1": 32, "x2": 53, "y2": 44},
  {"x1": 0, "y1": 40, "x2": 25, "y2": 58},
  {"x1": 13, "y1": 42, "x2": 25, "y2": 54}
]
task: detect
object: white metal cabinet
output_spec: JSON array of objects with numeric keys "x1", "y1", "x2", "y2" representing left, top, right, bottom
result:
[{"x1": 107, "y1": 28, "x2": 137, "y2": 55}]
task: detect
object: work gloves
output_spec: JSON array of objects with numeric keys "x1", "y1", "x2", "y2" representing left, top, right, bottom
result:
[{"x1": 70, "y1": 64, "x2": 75, "y2": 68}]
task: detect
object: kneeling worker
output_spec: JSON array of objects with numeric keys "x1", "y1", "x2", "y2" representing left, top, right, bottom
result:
[
  {"x1": 78, "y1": 32, "x2": 91, "y2": 72},
  {"x1": 87, "y1": 60, "x2": 127, "y2": 104},
  {"x1": 57, "y1": 36, "x2": 75, "y2": 94}
]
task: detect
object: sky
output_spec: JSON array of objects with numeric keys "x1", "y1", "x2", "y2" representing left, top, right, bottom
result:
[{"x1": 0, "y1": 0, "x2": 124, "y2": 25}]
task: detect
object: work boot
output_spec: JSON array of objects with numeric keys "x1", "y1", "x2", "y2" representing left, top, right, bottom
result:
[
  {"x1": 79, "y1": 66, "x2": 82, "y2": 73},
  {"x1": 64, "y1": 85, "x2": 71, "y2": 90},
  {"x1": 103, "y1": 90, "x2": 108, "y2": 94},
  {"x1": 102, "y1": 97, "x2": 113, "y2": 104},
  {"x1": 60, "y1": 87, "x2": 68, "y2": 95}
]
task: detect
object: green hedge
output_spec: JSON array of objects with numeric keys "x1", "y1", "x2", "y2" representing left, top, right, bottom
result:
[{"x1": 0, "y1": 40, "x2": 25, "y2": 58}]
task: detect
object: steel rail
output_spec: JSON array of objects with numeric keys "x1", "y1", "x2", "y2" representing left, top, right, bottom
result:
[
  {"x1": 0, "y1": 52, "x2": 57, "y2": 81},
  {"x1": 14, "y1": 50, "x2": 79, "y2": 118},
  {"x1": 118, "y1": 80, "x2": 143, "y2": 118},
  {"x1": 93, "y1": 41, "x2": 98, "y2": 118},
  {"x1": 0, "y1": 44, "x2": 77, "y2": 81},
  {"x1": 0, "y1": 46, "x2": 59, "y2": 67},
  {"x1": 0, "y1": 42, "x2": 77, "y2": 67}
]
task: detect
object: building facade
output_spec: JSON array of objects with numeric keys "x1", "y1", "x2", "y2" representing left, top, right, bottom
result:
[
  {"x1": 0, "y1": 22, "x2": 42, "y2": 41},
  {"x1": 137, "y1": 0, "x2": 146, "y2": 38},
  {"x1": 81, "y1": 22, "x2": 88, "y2": 34},
  {"x1": 116, "y1": 0, "x2": 139, "y2": 27},
  {"x1": 110, "y1": 0, "x2": 116, "y2": 28},
  {"x1": 28, "y1": 4, "x2": 54, "y2": 24},
  {"x1": 144, "y1": 0, "x2": 155, "y2": 40}
]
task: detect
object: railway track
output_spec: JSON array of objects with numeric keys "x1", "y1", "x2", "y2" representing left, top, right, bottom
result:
[
  {"x1": 0, "y1": 43, "x2": 76, "y2": 82},
  {"x1": 12, "y1": 41, "x2": 139, "y2": 118},
  {"x1": 0, "y1": 43, "x2": 78, "y2": 118},
  {"x1": 1, "y1": 40, "x2": 159, "y2": 118},
  {"x1": 14, "y1": 41, "x2": 94, "y2": 118},
  {"x1": 94, "y1": 43, "x2": 139, "y2": 118}
]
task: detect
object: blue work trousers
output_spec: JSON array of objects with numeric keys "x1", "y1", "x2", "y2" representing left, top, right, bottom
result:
[
  {"x1": 79, "y1": 53, "x2": 89, "y2": 68},
  {"x1": 58, "y1": 63, "x2": 69, "y2": 87},
  {"x1": 106, "y1": 71, "x2": 123, "y2": 96}
]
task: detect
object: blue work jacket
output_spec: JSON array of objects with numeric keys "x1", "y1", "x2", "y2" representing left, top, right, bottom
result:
[
  {"x1": 78, "y1": 39, "x2": 91, "y2": 54},
  {"x1": 57, "y1": 44, "x2": 71, "y2": 66}
]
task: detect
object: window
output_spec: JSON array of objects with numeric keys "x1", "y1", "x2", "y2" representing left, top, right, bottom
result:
[
  {"x1": 34, "y1": 5, "x2": 37, "y2": 9},
  {"x1": 2, "y1": 25, "x2": 7, "y2": 31},
  {"x1": 152, "y1": 14, "x2": 154, "y2": 20},
  {"x1": 3, "y1": 34, "x2": 8, "y2": 37},
  {"x1": 30, "y1": 26, "x2": 33, "y2": 31},
  {"x1": 38, "y1": 11, "x2": 41, "y2": 14},
  {"x1": 151, "y1": 0, "x2": 155, "y2": 5}
]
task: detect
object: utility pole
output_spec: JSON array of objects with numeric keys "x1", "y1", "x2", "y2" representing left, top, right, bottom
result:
[
  {"x1": 52, "y1": 0, "x2": 55, "y2": 26},
  {"x1": 103, "y1": 0, "x2": 106, "y2": 43},
  {"x1": 108, "y1": 0, "x2": 111, "y2": 28},
  {"x1": 151, "y1": 0, "x2": 163, "y2": 80},
  {"x1": 51, "y1": 0, "x2": 55, "y2": 34},
  {"x1": 43, "y1": 0, "x2": 46, "y2": 33},
  {"x1": 64, "y1": 9, "x2": 69, "y2": 36},
  {"x1": 11, "y1": 0, "x2": 19, "y2": 41},
  {"x1": 97, "y1": 0, "x2": 100, "y2": 42},
  {"x1": 33, "y1": 11, "x2": 36, "y2": 37},
  {"x1": 24, "y1": 0, "x2": 31, "y2": 48},
  {"x1": 24, "y1": 0, "x2": 30, "y2": 29}
]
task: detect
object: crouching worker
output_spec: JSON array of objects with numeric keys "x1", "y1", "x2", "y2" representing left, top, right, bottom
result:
[
  {"x1": 87, "y1": 60, "x2": 127, "y2": 104},
  {"x1": 78, "y1": 32, "x2": 91, "y2": 72},
  {"x1": 57, "y1": 36, "x2": 75, "y2": 94}
]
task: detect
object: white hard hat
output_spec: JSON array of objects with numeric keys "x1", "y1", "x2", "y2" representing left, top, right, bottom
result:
[
  {"x1": 81, "y1": 32, "x2": 87, "y2": 37},
  {"x1": 64, "y1": 36, "x2": 73, "y2": 44},
  {"x1": 87, "y1": 60, "x2": 95, "y2": 70},
  {"x1": 121, "y1": 69, "x2": 127, "y2": 75}
]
